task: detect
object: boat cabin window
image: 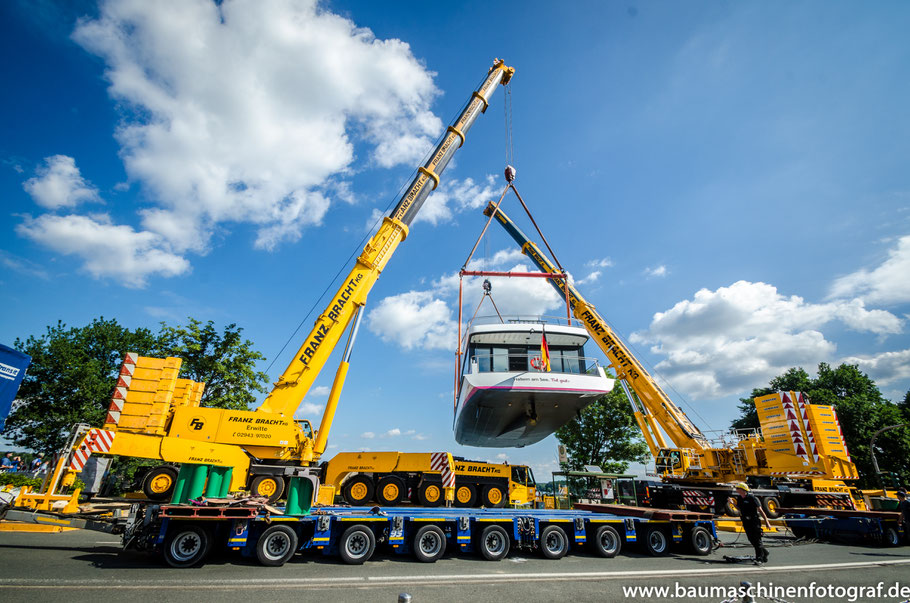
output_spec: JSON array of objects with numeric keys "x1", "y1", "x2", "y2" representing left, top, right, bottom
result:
[{"x1": 469, "y1": 341, "x2": 588, "y2": 374}]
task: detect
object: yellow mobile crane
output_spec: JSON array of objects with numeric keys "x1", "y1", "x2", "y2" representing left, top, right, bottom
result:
[
  {"x1": 61, "y1": 60, "x2": 514, "y2": 508},
  {"x1": 483, "y1": 198, "x2": 864, "y2": 516}
]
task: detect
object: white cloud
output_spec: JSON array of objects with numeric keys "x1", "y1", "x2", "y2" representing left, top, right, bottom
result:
[
  {"x1": 587, "y1": 257, "x2": 613, "y2": 269},
  {"x1": 366, "y1": 290, "x2": 456, "y2": 351},
  {"x1": 829, "y1": 235, "x2": 910, "y2": 305},
  {"x1": 575, "y1": 270, "x2": 601, "y2": 285},
  {"x1": 411, "y1": 175, "x2": 500, "y2": 226},
  {"x1": 644, "y1": 265, "x2": 668, "y2": 278},
  {"x1": 630, "y1": 280, "x2": 903, "y2": 399},
  {"x1": 69, "y1": 0, "x2": 441, "y2": 253},
  {"x1": 412, "y1": 433, "x2": 430, "y2": 441},
  {"x1": 361, "y1": 431, "x2": 376, "y2": 439},
  {"x1": 16, "y1": 213, "x2": 190, "y2": 288},
  {"x1": 381, "y1": 428, "x2": 401, "y2": 438},
  {"x1": 308, "y1": 386, "x2": 331, "y2": 397},
  {"x1": 840, "y1": 348, "x2": 910, "y2": 386},
  {"x1": 23, "y1": 155, "x2": 101, "y2": 210},
  {"x1": 293, "y1": 401, "x2": 325, "y2": 418}
]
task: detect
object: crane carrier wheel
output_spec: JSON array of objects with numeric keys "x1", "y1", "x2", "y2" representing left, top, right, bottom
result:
[
  {"x1": 250, "y1": 475, "x2": 285, "y2": 502},
  {"x1": 143, "y1": 466, "x2": 178, "y2": 501}
]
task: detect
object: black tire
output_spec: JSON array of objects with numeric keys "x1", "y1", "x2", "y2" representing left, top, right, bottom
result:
[
  {"x1": 589, "y1": 525, "x2": 621, "y2": 558},
  {"x1": 162, "y1": 524, "x2": 211, "y2": 568},
  {"x1": 689, "y1": 526, "x2": 713, "y2": 556},
  {"x1": 454, "y1": 483, "x2": 478, "y2": 508},
  {"x1": 412, "y1": 524, "x2": 446, "y2": 563},
  {"x1": 481, "y1": 484, "x2": 506, "y2": 508},
  {"x1": 416, "y1": 481, "x2": 443, "y2": 507},
  {"x1": 342, "y1": 475, "x2": 374, "y2": 506},
  {"x1": 250, "y1": 475, "x2": 285, "y2": 503},
  {"x1": 338, "y1": 524, "x2": 376, "y2": 565},
  {"x1": 762, "y1": 496, "x2": 781, "y2": 519},
  {"x1": 256, "y1": 524, "x2": 298, "y2": 566},
  {"x1": 142, "y1": 466, "x2": 178, "y2": 501},
  {"x1": 376, "y1": 476, "x2": 405, "y2": 506},
  {"x1": 540, "y1": 525, "x2": 569, "y2": 560},
  {"x1": 724, "y1": 497, "x2": 741, "y2": 517},
  {"x1": 882, "y1": 526, "x2": 900, "y2": 547},
  {"x1": 476, "y1": 525, "x2": 510, "y2": 561},
  {"x1": 643, "y1": 526, "x2": 670, "y2": 557}
]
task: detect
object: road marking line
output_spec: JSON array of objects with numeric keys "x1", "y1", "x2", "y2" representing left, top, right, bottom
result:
[{"x1": 1, "y1": 558, "x2": 909, "y2": 589}]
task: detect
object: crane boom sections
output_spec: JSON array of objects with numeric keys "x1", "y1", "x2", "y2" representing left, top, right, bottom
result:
[
  {"x1": 256, "y1": 61, "x2": 515, "y2": 418},
  {"x1": 484, "y1": 202, "x2": 710, "y2": 453}
]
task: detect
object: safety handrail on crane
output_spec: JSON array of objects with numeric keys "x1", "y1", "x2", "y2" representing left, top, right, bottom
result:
[{"x1": 255, "y1": 59, "x2": 515, "y2": 460}]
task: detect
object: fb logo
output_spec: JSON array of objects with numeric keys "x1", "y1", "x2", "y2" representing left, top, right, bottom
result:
[{"x1": 189, "y1": 417, "x2": 205, "y2": 431}]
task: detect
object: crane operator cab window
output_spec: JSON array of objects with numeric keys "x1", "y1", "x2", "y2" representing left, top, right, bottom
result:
[
  {"x1": 511, "y1": 465, "x2": 536, "y2": 487},
  {"x1": 295, "y1": 419, "x2": 314, "y2": 439},
  {"x1": 656, "y1": 449, "x2": 683, "y2": 474}
]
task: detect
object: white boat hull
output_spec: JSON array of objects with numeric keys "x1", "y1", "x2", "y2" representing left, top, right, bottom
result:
[{"x1": 454, "y1": 370, "x2": 614, "y2": 448}]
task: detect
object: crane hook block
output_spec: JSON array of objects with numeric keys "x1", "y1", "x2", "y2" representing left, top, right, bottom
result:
[{"x1": 504, "y1": 165, "x2": 516, "y2": 183}]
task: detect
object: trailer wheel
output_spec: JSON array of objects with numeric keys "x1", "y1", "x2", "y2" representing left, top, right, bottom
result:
[
  {"x1": 143, "y1": 466, "x2": 177, "y2": 501},
  {"x1": 589, "y1": 525, "x2": 621, "y2": 558},
  {"x1": 416, "y1": 482, "x2": 443, "y2": 507},
  {"x1": 256, "y1": 524, "x2": 298, "y2": 566},
  {"x1": 761, "y1": 496, "x2": 781, "y2": 519},
  {"x1": 481, "y1": 484, "x2": 506, "y2": 508},
  {"x1": 376, "y1": 476, "x2": 405, "y2": 506},
  {"x1": 412, "y1": 524, "x2": 446, "y2": 563},
  {"x1": 882, "y1": 526, "x2": 900, "y2": 547},
  {"x1": 643, "y1": 526, "x2": 670, "y2": 556},
  {"x1": 688, "y1": 526, "x2": 713, "y2": 556},
  {"x1": 342, "y1": 475, "x2": 374, "y2": 506},
  {"x1": 339, "y1": 524, "x2": 376, "y2": 564},
  {"x1": 453, "y1": 483, "x2": 477, "y2": 507},
  {"x1": 251, "y1": 475, "x2": 285, "y2": 502},
  {"x1": 724, "y1": 497, "x2": 741, "y2": 517},
  {"x1": 540, "y1": 525, "x2": 569, "y2": 559},
  {"x1": 476, "y1": 525, "x2": 510, "y2": 561},
  {"x1": 163, "y1": 524, "x2": 211, "y2": 568}
]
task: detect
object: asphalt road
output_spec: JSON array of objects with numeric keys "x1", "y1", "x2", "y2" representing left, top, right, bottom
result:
[{"x1": 1, "y1": 529, "x2": 909, "y2": 603}]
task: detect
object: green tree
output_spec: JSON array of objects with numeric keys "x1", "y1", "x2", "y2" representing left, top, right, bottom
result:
[
  {"x1": 731, "y1": 363, "x2": 910, "y2": 488},
  {"x1": 555, "y1": 383, "x2": 649, "y2": 473},
  {"x1": 157, "y1": 318, "x2": 268, "y2": 410},
  {"x1": 5, "y1": 318, "x2": 159, "y2": 453},
  {"x1": 731, "y1": 367, "x2": 813, "y2": 431}
]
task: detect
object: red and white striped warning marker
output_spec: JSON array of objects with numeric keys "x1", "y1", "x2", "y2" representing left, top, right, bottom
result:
[
  {"x1": 431, "y1": 452, "x2": 455, "y2": 489},
  {"x1": 796, "y1": 392, "x2": 819, "y2": 462},
  {"x1": 69, "y1": 428, "x2": 116, "y2": 472},
  {"x1": 105, "y1": 352, "x2": 138, "y2": 426}
]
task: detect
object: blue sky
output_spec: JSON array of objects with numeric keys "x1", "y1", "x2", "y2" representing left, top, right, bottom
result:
[{"x1": 2, "y1": 0, "x2": 909, "y2": 481}]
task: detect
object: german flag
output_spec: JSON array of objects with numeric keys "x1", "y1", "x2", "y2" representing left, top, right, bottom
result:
[{"x1": 540, "y1": 326, "x2": 551, "y2": 372}]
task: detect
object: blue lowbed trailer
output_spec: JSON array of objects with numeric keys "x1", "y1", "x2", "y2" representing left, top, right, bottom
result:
[
  {"x1": 122, "y1": 503, "x2": 718, "y2": 567},
  {"x1": 781, "y1": 507, "x2": 904, "y2": 547}
]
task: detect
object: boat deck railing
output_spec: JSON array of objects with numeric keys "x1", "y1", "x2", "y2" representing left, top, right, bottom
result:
[
  {"x1": 469, "y1": 353, "x2": 603, "y2": 376},
  {"x1": 471, "y1": 314, "x2": 585, "y2": 329}
]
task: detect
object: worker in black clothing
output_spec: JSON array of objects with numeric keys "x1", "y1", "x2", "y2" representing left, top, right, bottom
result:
[
  {"x1": 735, "y1": 482, "x2": 772, "y2": 563},
  {"x1": 897, "y1": 490, "x2": 910, "y2": 545}
]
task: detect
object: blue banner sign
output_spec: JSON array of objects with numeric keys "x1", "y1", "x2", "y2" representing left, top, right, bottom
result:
[{"x1": 0, "y1": 344, "x2": 31, "y2": 431}]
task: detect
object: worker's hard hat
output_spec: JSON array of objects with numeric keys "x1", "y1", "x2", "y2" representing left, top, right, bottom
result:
[{"x1": 734, "y1": 482, "x2": 749, "y2": 492}]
